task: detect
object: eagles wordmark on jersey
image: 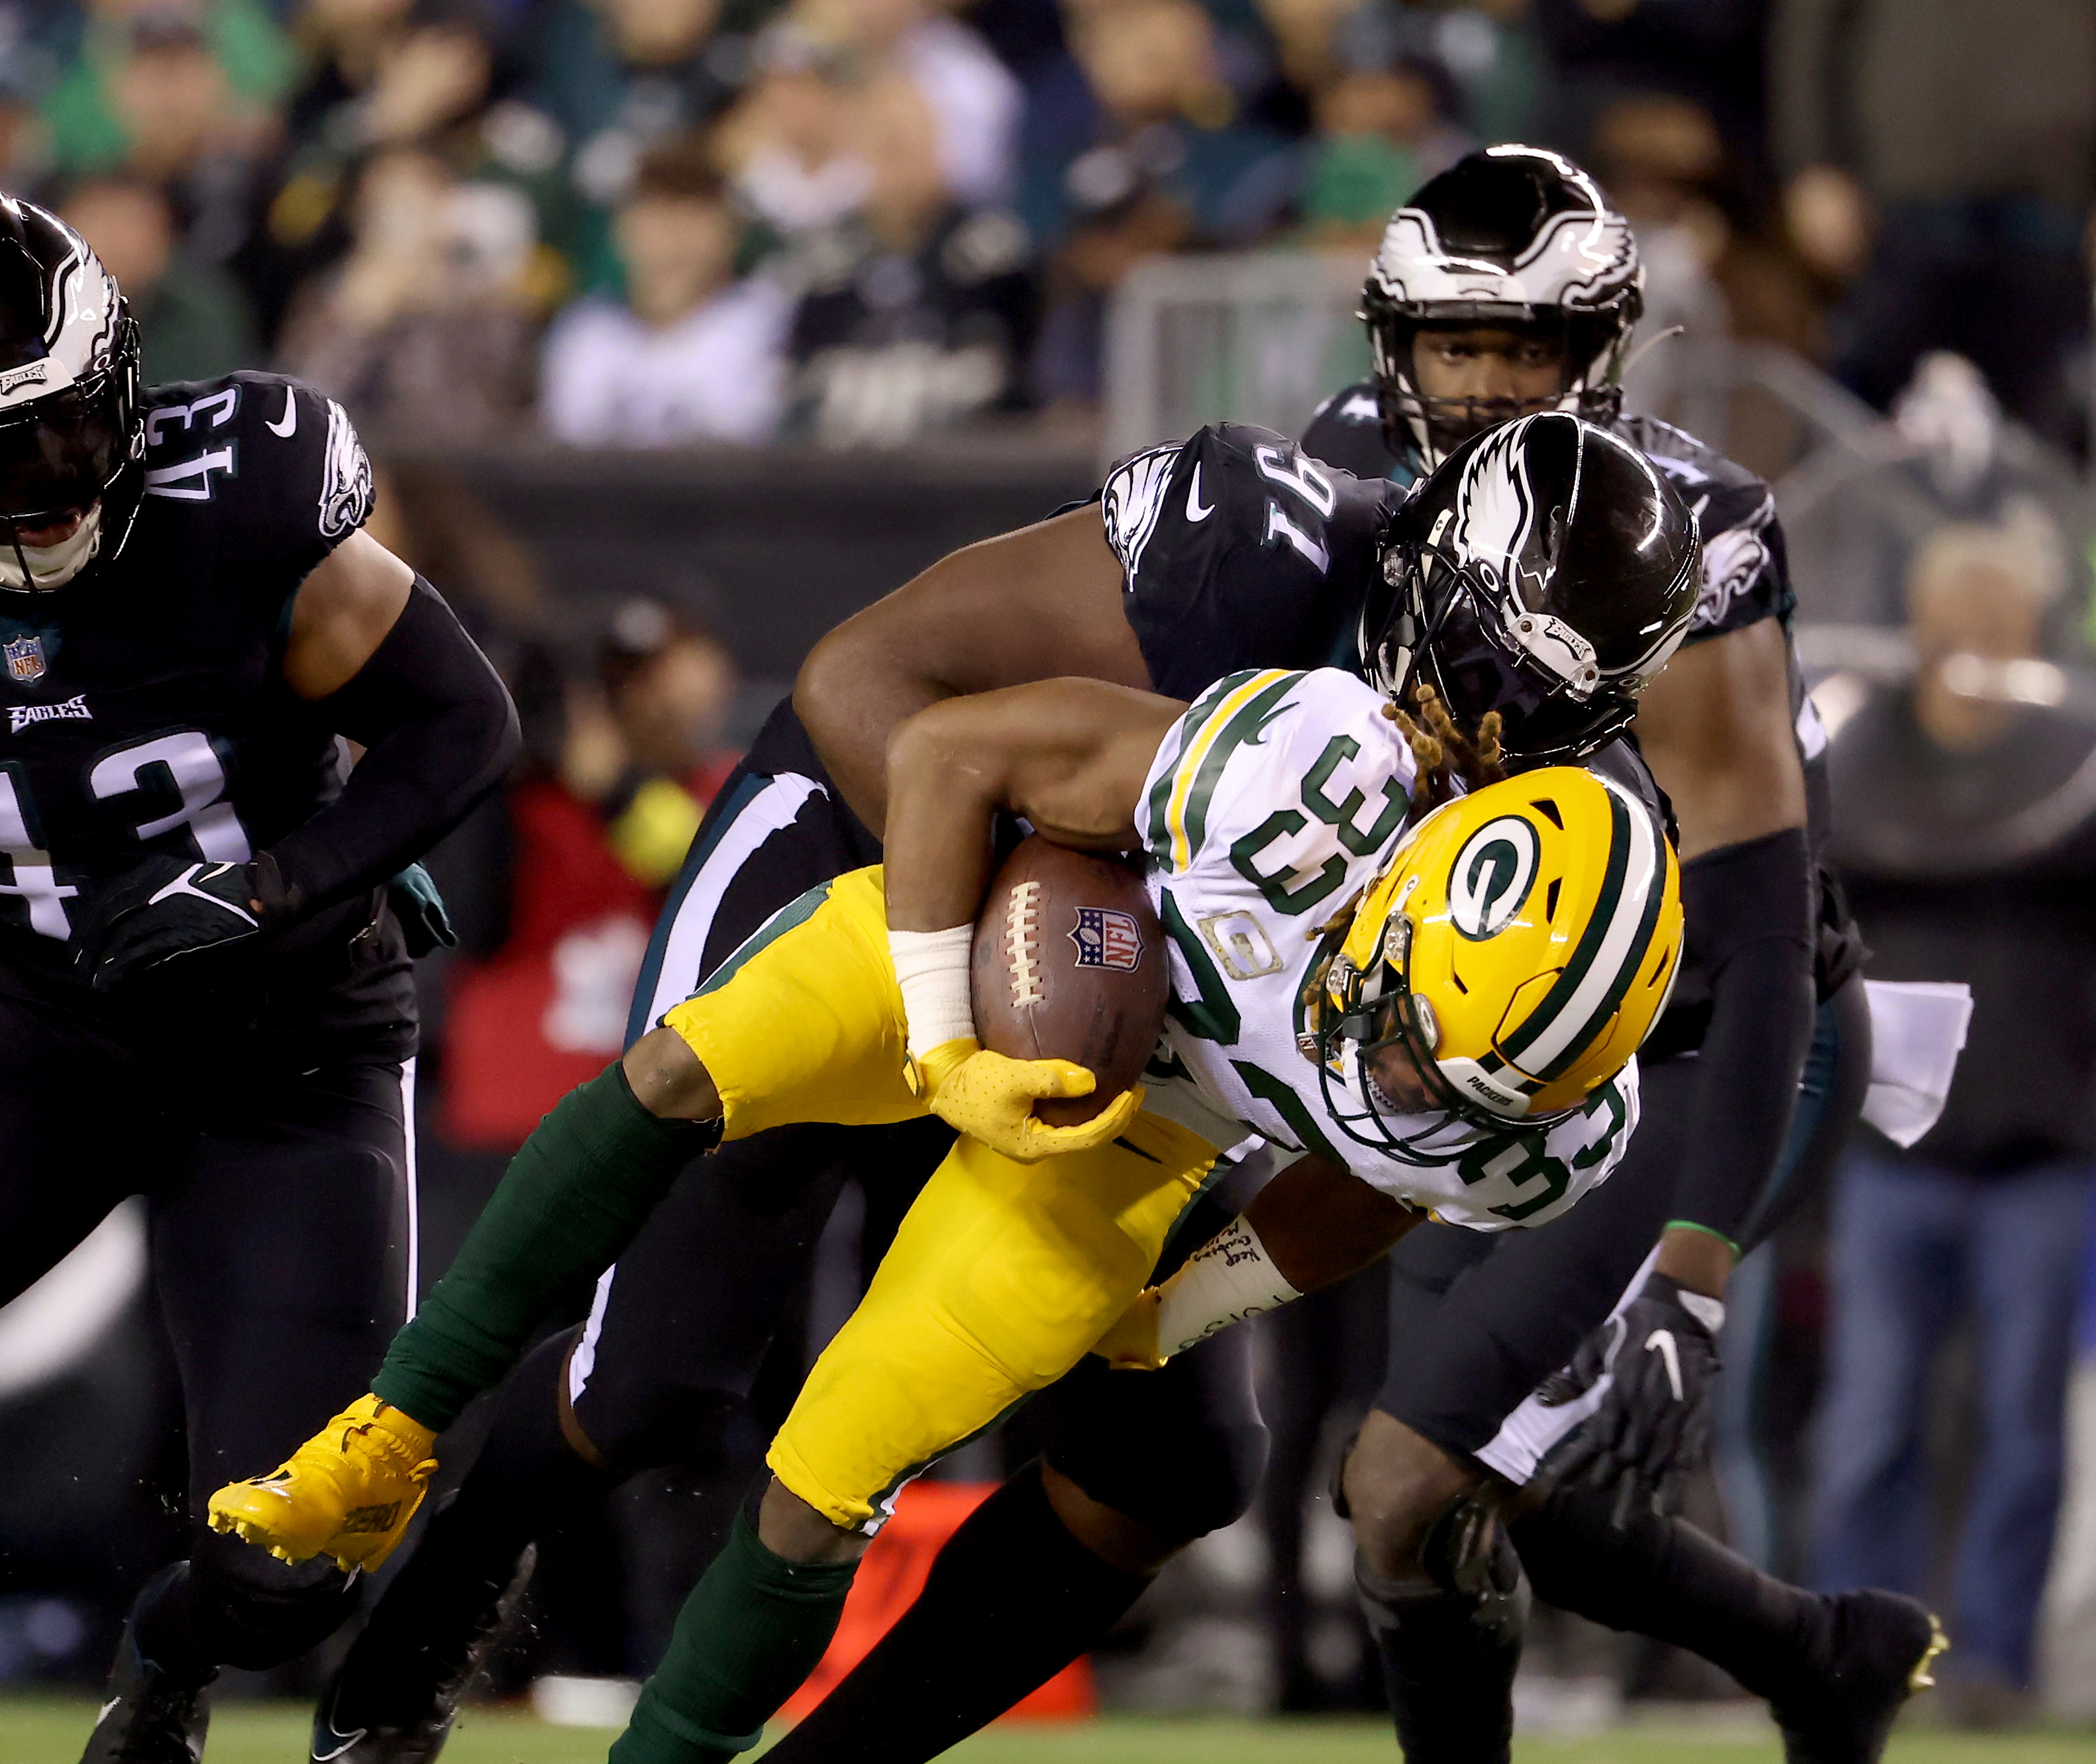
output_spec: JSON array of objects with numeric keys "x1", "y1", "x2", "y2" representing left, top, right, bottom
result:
[{"x1": 1132, "y1": 665, "x2": 1641, "y2": 1229}]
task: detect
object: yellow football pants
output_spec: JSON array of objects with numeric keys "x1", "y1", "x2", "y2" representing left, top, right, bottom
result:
[{"x1": 662, "y1": 866, "x2": 1219, "y2": 1531}]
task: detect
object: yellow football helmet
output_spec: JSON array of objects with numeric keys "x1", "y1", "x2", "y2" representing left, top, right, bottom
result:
[{"x1": 1312, "y1": 764, "x2": 1682, "y2": 1141}]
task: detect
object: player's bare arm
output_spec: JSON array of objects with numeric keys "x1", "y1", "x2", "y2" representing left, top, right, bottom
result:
[
  {"x1": 1245, "y1": 1153, "x2": 1421, "y2": 1292},
  {"x1": 882, "y1": 678, "x2": 1184, "y2": 931},
  {"x1": 278, "y1": 528, "x2": 415, "y2": 698},
  {"x1": 795, "y1": 510, "x2": 1148, "y2": 832},
  {"x1": 1634, "y1": 619, "x2": 1808, "y2": 863}
]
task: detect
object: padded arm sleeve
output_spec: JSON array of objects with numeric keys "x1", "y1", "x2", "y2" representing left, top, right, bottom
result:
[
  {"x1": 1669, "y1": 827, "x2": 1816, "y2": 1246},
  {"x1": 266, "y1": 576, "x2": 521, "y2": 921}
]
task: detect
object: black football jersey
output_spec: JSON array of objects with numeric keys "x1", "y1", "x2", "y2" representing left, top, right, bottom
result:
[
  {"x1": 0, "y1": 370, "x2": 415, "y2": 1051},
  {"x1": 1101, "y1": 422, "x2": 1400, "y2": 698}
]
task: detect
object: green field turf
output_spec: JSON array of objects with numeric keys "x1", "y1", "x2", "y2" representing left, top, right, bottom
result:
[{"x1": 9, "y1": 1700, "x2": 2096, "y2": 1764}]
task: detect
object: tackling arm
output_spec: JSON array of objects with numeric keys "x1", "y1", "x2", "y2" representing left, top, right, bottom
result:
[{"x1": 796, "y1": 509, "x2": 1150, "y2": 834}]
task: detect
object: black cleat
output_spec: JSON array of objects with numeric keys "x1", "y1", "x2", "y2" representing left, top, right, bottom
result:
[
  {"x1": 1774, "y1": 1588, "x2": 1948, "y2": 1764},
  {"x1": 309, "y1": 1543, "x2": 536, "y2": 1763},
  {"x1": 79, "y1": 1632, "x2": 213, "y2": 1764}
]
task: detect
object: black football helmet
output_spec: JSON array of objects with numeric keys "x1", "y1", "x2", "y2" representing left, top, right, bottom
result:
[
  {"x1": 1361, "y1": 411, "x2": 1699, "y2": 762},
  {"x1": 0, "y1": 194, "x2": 144, "y2": 594},
  {"x1": 1361, "y1": 146, "x2": 1643, "y2": 465}
]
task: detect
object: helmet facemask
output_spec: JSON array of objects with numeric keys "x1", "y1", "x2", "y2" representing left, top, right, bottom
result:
[
  {"x1": 1365, "y1": 523, "x2": 1638, "y2": 766},
  {"x1": 0, "y1": 311, "x2": 142, "y2": 595},
  {"x1": 1312, "y1": 905, "x2": 1553, "y2": 1148},
  {"x1": 1365, "y1": 299, "x2": 1636, "y2": 470}
]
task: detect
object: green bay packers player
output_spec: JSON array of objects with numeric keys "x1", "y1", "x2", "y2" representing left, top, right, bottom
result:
[{"x1": 205, "y1": 649, "x2": 1680, "y2": 1764}]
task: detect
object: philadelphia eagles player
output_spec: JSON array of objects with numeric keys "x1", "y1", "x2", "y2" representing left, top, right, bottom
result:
[
  {"x1": 0, "y1": 196, "x2": 518, "y2": 1764},
  {"x1": 209, "y1": 536, "x2": 1689, "y2": 1764},
  {"x1": 1288, "y1": 146, "x2": 1936, "y2": 1764}
]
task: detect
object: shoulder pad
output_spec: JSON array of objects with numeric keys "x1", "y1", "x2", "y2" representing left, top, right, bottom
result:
[{"x1": 1103, "y1": 425, "x2": 1394, "y2": 699}]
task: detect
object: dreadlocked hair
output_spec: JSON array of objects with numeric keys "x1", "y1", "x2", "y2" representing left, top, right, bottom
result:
[{"x1": 1385, "y1": 684, "x2": 1506, "y2": 813}]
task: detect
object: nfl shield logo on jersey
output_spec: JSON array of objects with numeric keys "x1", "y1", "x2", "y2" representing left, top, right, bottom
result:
[
  {"x1": 4, "y1": 634, "x2": 44, "y2": 683},
  {"x1": 1070, "y1": 906, "x2": 1143, "y2": 971}
]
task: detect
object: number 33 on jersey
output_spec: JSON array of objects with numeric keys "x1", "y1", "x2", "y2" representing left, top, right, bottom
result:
[{"x1": 1132, "y1": 666, "x2": 1673, "y2": 1233}]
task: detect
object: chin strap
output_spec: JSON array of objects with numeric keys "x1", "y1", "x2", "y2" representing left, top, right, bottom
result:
[{"x1": 0, "y1": 501, "x2": 103, "y2": 591}]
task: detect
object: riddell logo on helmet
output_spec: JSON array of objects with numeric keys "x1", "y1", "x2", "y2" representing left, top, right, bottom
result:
[{"x1": 0, "y1": 361, "x2": 48, "y2": 397}]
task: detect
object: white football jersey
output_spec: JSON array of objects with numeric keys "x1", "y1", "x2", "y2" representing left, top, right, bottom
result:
[{"x1": 1132, "y1": 667, "x2": 1639, "y2": 1231}]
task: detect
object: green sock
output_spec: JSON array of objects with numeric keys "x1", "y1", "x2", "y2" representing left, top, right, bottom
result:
[
  {"x1": 372, "y1": 1063, "x2": 714, "y2": 1429},
  {"x1": 610, "y1": 1508, "x2": 859, "y2": 1764}
]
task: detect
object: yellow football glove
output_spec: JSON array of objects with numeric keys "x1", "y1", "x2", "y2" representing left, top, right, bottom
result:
[
  {"x1": 206, "y1": 1394, "x2": 438, "y2": 1572},
  {"x1": 1092, "y1": 1286, "x2": 1166, "y2": 1369},
  {"x1": 907, "y1": 1037, "x2": 1142, "y2": 1163}
]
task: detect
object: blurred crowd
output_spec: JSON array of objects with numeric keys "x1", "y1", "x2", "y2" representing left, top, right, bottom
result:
[{"x1": 1, "y1": 0, "x2": 2087, "y2": 454}]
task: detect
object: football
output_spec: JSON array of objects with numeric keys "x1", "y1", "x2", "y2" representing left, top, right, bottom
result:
[{"x1": 971, "y1": 835, "x2": 1169, "y2": 1127}]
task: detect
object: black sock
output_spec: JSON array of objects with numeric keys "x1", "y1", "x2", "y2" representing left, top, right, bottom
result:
[
  {"x1": 133, "y1": 1543, "x2": 360, "y2": 1683},
  {"x1": 1355, "y1": 1534, "x2": 1527, "y2": 1764},
  {"x1": 1508, "y1": 1482, "x2": 1826, "y2": 1704},
  {"x1": 760, "y1": 1462, "x2": 1151, "y2": 1764},
  {"x1": 344, "y1": 1331, "x2": 609, "y2": 1718}
]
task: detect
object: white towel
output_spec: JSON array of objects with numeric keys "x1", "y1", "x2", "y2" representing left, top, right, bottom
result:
[{"x1": 1860, "y1": 979, "x2": 1973, "y2": 1148}]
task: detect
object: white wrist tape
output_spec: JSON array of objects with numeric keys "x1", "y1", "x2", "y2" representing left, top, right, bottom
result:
[
  {"x1": 889, "y1": 925, "x2": 976, "y2": 1060},
  {"x1": 1153, "y1": 1215, "x2": 1302, "y2": 1360}
]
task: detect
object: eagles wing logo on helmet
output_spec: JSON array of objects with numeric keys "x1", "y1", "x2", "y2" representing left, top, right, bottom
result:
[
  {"x1": 1447, "y1": 816, "x2": 1539, "y2": 940},
  {"x1": 1371, "y1": 205, "x2": 1640, "y2": 320},
  {"x1": 0, "y1": 196, "x2": 143, "y2": 594}
]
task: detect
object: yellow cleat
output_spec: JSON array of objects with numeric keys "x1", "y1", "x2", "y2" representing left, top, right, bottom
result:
[{"x1": 207, "y1": 1394, "x2": 439, "y2": 1572}]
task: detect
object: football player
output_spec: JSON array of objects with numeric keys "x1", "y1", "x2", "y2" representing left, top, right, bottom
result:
[
  {"x1": 223, "y1": 411, "x2": 1695, "y2": 1764},
  {"x1": 0, "y1": 197, "x2": 519, "y2": 1764},
  {"x1": 1289, "y1": 145, "x2": 1939, "y2": 1764},
  {"x1": 756, "y1": 148, "x2": 1940, "y2": 1764},
  {"x1": 209, "y1": 507, "x2": 1687, "y2": 1764}
]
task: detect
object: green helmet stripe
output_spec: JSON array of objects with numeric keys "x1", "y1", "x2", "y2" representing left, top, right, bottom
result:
[{"x1": 1494, "y1": 778, "x2": 1666, "y2": 1082}]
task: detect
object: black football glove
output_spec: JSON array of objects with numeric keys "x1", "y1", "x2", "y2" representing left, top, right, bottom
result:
[
  {"x1": 74, "y1": 853, "x2": 286, "y2": 992},
  {"x1": 1536, "y1": 1271, "x2": 1725, "y2": 1524}
]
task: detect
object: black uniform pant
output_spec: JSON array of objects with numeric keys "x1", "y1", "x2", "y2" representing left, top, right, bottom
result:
[
  {"x1": 1373, "y1": 976, "x2": 1871, "y2": 1476},
  {"x1": 0, "y1": 990, "x2": 414, "y2": 1669}
]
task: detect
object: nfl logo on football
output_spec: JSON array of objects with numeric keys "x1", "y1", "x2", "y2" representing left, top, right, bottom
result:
[
  {"x1": 4, "y1": 635, "x2": 44, "y2": 684},
  {"x1": 1070, "y1": 906, "x2": 1143, "y2": 972}
]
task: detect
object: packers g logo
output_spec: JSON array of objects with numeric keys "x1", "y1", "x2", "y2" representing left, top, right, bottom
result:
[{"x1": 1447, "y1": 816, "x2": 1540, "y2": 940}]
